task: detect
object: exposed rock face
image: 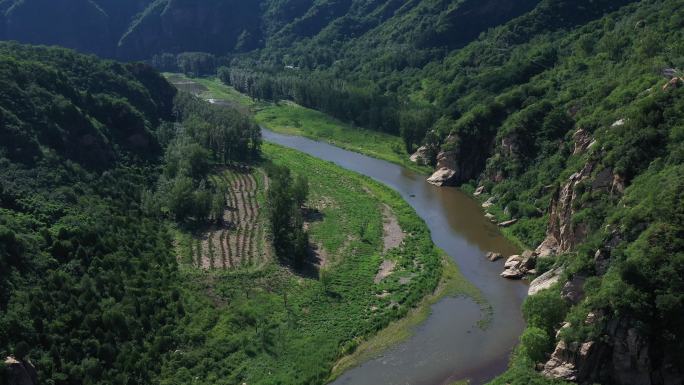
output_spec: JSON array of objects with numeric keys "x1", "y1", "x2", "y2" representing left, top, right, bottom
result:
[
  {"x1": 542, "y1": 316, "x2": 684, "y2": 385},
  {"x1": 561, "y1": 275, "x2": 586, "y2": 304},
  {"x1": 500, "y1": 135, "x2": 520, "y2": 157},
  {"x1": 474, "y1": 185, "x2": 485, "y2": 196},
  {"x1": 662, "y1": 77, "x2": 684, "y2": 91},
  {"x1": 535, "y1": 159, "x2": 595, "y2": 257},
  {"x1": 485, "y1": 252, "x2": 502, "y2": 261},
  {"x1": 572, "y1": 129, "x2": 594, "y2": 155},
  {"x1": 427, "y1": 133, "x2": 488, "y2": 186},
  {"x1": 4, "y1": 356, "x2": 38, "y2": 385},
  {"x1": 528, "y1": 267, "x2": 564, "y2": 295},
  {"x1": 409, "y1": 145, "x2": 433, "y2": 165},
  {"x1": 543, "y1": 340, "x2": 601, "y2": 381},
  {"x1": 427, "y1": 135, "x2": 460, "y2": 186}
]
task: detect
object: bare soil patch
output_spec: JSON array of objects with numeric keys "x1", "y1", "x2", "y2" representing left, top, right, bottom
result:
[
  {"x1": 382, "y1": 204, "x2": 405, "y2": 252},
  {"x1": 374, "y1": 259, "x2": 397, "y2": 283}
]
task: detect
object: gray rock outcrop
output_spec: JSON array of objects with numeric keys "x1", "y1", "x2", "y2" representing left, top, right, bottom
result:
[
  {"x1": 542, "y1": 315, "x2": 684, "y2": 385},
  {"x1": 501, "y1": 250, "x2": 536, "y2": 279},
  {"x1": 528, "y1": 267, "x2": 564, "y2": 295},
  {"x1": 427, "y1": 167, "x2": 456, "y2": 186},
  {"x1": 409, "y1": 145, "x2": 432, "y2": 165}
]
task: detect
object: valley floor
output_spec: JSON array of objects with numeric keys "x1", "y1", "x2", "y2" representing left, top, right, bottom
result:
[
  {"x1": 162, "y1": 142, "x2": 481, "y2": 385},
  {"x1": 165, "y1": 74, "x2": 432, "y2": 175}
]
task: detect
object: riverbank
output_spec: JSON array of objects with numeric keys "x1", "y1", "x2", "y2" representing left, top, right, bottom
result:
[
  {"x1": 264, "y1": 128, "x2": 527, "y2": 385},
  {"x1": 164, "y1": 73, "x2": 431, "y2": 175},
  {"x1": 162, "y1": 142, "x2": 481, "y2": 384},
  {"x1": 328, "y1": 255, "x2": 490, "y2": 382}
]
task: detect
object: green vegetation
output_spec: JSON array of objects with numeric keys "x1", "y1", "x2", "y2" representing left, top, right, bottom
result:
[
  {"x1": 165, "y1": 74, "x2": 431, "y2": 174},
  {"x1": 159, "y1": 142, "x2": 446, "y2": 385},
  {"x1": 256, "y1": 102, "x2": 431, "y2": 174},
  {"x1": 4, "y1": 0, "x2": 684, "y2": 382},
  {"x1": 0, "y1": 42, "x2": 181, "y2": 385},
  {"x1": 0, "y1": 42, "x2": 460, "y2": 385},
  {"x1": 264, "y1": 162, "x2": 309, "y2": 268}
]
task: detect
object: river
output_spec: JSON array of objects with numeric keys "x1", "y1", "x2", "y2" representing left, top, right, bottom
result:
[
  {"x1": 262, "y1": 128, "x2": 528, "y2": 385},
  {"x1": 169, "y1": 76, "x2": 528, "y2": 385}
]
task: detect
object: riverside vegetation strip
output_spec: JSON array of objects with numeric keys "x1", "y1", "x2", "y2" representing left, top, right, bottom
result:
[
  {"x1": 163, "y1": 142, "x2": 486, "y2": 385},
  {"x1": 165, "y1": 73, "x2": 432, "y2": 175}
]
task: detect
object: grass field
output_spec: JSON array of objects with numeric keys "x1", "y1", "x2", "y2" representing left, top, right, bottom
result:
[
  {"x1": 162, "y1": 143, "x2": 483, "y2": 385},
  {"x1": 164, "y1": 73, "x2": 432, "y2": 175}
]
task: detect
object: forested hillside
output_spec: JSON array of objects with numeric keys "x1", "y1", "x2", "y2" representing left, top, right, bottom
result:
[
  {"x1": 0, "y1": 42, "x2": 260, "y2": 384},
  {"x1": 0, "y1": 0, "x2": 543, "y2": 61}
]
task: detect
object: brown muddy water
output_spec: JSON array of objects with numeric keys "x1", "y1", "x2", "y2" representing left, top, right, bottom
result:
[{"x1": 262, "y1": 128, "x2": 528, "y2": 385}]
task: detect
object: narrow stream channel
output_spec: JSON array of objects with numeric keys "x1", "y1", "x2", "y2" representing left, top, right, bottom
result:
[{"x1": 262, "y1": 128, "x2": 528, "y2": 385}]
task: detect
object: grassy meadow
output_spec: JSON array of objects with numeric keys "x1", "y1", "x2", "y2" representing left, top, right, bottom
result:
[{"x1": 164, "y1": 73, "x2": 431, "y2": 174}]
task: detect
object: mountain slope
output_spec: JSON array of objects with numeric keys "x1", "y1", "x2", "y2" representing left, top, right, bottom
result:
[
  {"x1": 0, "y1": 0, "x2": 545, "y2": 61},
  {"x1": 0, "y1": 41, "x2": 180, "y2": 385}
]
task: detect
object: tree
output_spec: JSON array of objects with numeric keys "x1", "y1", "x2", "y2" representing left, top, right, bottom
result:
[
  {"x1": 520, "y1": 327, "x2": 552, "y2": 362},
  {"x1": 265, "y1": 164, "x2": 309, "y2": 268}
]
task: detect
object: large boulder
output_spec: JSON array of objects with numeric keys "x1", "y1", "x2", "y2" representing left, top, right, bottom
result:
[
  {"x1": 528, "y1": 267, "x2": 564, "y2": 295},
  {"x1": 427, "y1": 167, "x2": 456, "y2": 186},
  {"x1": 501, "y1": 250, "x2": 536, "y2": 279}
]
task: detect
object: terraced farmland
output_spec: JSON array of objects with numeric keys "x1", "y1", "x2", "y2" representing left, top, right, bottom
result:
[{"x1": 187, "y1": 166, "x2": 271, "y2": 269}]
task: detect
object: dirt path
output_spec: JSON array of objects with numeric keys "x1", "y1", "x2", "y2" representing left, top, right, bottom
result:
[
  {"x1": 374, "y1": 259, "x2": 397, "y2": 283},
  {"x1": 382, "y1": 204, "x2": 404, "y2": 252}
]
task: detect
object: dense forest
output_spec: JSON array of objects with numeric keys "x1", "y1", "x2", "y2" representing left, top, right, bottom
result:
[
  {"x1": 0, "y1": 0, "x2": 542, "y2": 61},
  {"x1": 0, "y1": 42, "x2": 260, "y2": 384}
]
